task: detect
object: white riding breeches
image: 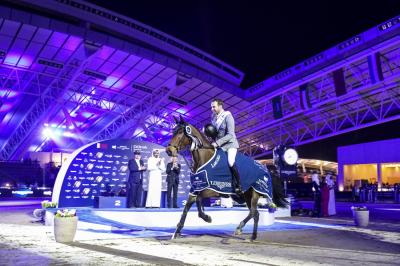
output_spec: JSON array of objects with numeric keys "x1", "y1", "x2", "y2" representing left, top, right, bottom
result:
[{"x1": 227, "y1": 148, "x2": 237, "y2": 167}]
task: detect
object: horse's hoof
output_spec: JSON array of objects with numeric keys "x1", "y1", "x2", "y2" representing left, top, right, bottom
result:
[
  {"x1": 234, "y1": 229, "x2": 242, "y2": 235},
  {"x1": 171, "y1": 233, "x2": 182, "y2": 239},
  {"x1": 171, "y1": 232, "x2": 181, "y2": 239},
  {"x1": 205, "y1": 215, "x2": 212, "y2": 223}
]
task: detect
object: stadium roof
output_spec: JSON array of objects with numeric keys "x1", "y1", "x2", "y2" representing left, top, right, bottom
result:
[
  {"x1": 0, "y1": 0, "x2": 249, "y2": 160},
  {"x1": 0, "y1": 0, "x2": 399, "y2": 161}
]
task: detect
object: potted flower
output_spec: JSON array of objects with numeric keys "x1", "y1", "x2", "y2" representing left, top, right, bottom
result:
[
  {"x1": 267, "y1": 202, "x2": 277, "y2": 213},
  {"x1": 54, "y1": 209, "x2": 78, "y2": 243},
  {"x1": 351, "y1": 206, "x2": 369, "y2": 227}
]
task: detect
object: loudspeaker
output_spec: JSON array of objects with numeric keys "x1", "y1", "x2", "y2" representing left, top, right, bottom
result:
[
  {"x1": 299, "y1": 83, "x2": 312, "y2": 109},
  {"x1": 272, "y1": 96, "x2": 283, "y2": 119},
  {"x1": 333, "y1": 68, "x2": 347, "y2": 97},
  {"x1": 368, "y1": 52, "x2": 383, "y2": 84}
]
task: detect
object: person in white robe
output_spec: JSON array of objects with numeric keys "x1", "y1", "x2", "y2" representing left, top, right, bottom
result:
[
  {"x1": 145, "y1": 149, "x2": 166, "y2": 208},
  {"x1": 326, "y1": 174, "x2": 336, "y2": 215}
]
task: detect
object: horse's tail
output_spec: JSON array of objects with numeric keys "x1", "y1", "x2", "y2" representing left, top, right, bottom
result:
[{"x1": 272, "y1": 175, "x2": 289, "y2": 208}]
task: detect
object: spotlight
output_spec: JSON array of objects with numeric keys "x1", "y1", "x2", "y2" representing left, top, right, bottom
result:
[
  {"x1": 283, "y1": 148, "x2": 298, "y2": 166},
  {"x1": 42, "y1": 128, "x2": 53, "y2": 138},
  {"x1": 273, "y1": 145, "x2": 298, "y2": 196},
  {"x1": 273, "y1": 145, "x2": 298, "y2": 178}
]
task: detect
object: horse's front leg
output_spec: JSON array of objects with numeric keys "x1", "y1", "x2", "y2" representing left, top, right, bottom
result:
[
  {"x1": 235, "y1": 214, "x2": 251, "y2": 236},
  {"x1": 172, "y1": 194, "x2": 196, "y2": 239},
  {"x1": 236, "y1": 207, "x2": 259, "y2": 241},
  {"x1": 196, "y1": 193, "x2": 212, "y2": 223}
]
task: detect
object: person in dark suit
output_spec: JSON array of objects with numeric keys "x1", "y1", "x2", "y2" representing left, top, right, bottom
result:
[
  {"x1": 311, "y1": 171, "x2": 321, "y2": 217},
  {"x1": 127, "y1": 150, "x2": 145, "y2": 208},
  {"x1": 166, "y1": 156, "x2": 181, "y2": 208}
]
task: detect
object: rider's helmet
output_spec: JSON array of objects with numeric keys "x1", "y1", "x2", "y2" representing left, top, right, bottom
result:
[{"x1": 204, "y1": 123, "x2": 218, "y2": 140}]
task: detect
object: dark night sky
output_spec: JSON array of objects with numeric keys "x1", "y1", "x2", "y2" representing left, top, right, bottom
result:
[
  {"x1": 87, "y1": 0, "x2": 400, "y2": 88},
  {"x1": 87, "y1": 0, "x2": 400, "y2": 161}
]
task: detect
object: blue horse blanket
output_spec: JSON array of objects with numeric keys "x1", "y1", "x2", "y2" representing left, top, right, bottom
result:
[{"x1": 190, "y1": 149, "x2": 273, "y2": 199}]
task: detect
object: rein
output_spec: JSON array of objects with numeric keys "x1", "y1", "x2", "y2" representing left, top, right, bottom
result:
[
  {"x1": 183, "y1": 124, "x2": 214, "y2": 151},
  {"x1": 169, "y1": 123, "x2": 214, "y2": 152}
]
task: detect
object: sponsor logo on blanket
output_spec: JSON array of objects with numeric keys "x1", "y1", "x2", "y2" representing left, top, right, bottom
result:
[
  {"x1": 211, "y1": 154, "x2": 221, "y2": 168},
  {"x1": 210, "y1": 180, "x2": 232, "y2": 190}
]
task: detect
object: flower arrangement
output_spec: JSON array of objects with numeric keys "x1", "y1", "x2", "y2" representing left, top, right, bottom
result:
[
  {"x1": 55, "y1": 209, "x2": 77, "y2": 218},
  {"x1": 41, "y1": 200, "x2": 57, "y2": 209},
  {"x1": 267, "y1": 202, "x2": 277, "y2": 213},
  {"x1": 257, "y1": 200, "x2": 278, "y2": 212},
  {"x1": 351, "y1": 206, "x2": 368, "y2": 211}
]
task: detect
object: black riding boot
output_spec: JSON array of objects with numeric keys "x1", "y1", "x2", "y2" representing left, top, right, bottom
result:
[{"x1": 230, "y1": 164, "x2": 243, "y2": 195}]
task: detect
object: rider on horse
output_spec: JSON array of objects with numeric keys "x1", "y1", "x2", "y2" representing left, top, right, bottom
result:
[
  {"x1": 207, "y1": 98, "x2": 243, "y2": 196},
  {"x1": 166, "y1": 116, "x2": 288, "y2": 241}
]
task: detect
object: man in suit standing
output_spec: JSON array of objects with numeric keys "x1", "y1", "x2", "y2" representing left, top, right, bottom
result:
[
  {"x1": 166, "y1": 156, "x2": 181, "y2": 208},
  {"x1": 127, "y1": 150, "x2": 145, "y2": 208},
  {"x1": 311, "y1": 171, "x2": 321, "y2": 217}
]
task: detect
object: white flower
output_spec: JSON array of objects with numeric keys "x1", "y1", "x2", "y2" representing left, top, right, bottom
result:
[{"x1": 55, "y1": 209, "x2": 77, "y2": 218}]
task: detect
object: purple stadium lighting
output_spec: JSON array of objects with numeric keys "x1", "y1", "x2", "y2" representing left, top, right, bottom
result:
[
  {"x1": 111, "y1": 79, "x2": 128, "y2": 90},
  {"x1": 0, "y1": 103, "x2": 13, "y2": 112},
  {"x1": 3, "y1": 53, "x2": 21, "y2": 66},
  {"x1": 63, "y1": 36, "x2": 82, "y2": 51},
  {"x1": 0, "y1": 89, "x2": 20, "y2": 99},
  {"x1": 42, "y1": 125, "x2": 75, "y2": 141},
  {"x1": 101, "y1": 76, "x2": 119, "y2": 88},
  {"x1": 16, "y1": 56, "x2": 33, "y2": 68},
  {"x1": 42, "y1": 127, "x2": 62, "y2": 140},
  {"x1": 176, "y1": 108, "x2": 189, "y2": 115}
]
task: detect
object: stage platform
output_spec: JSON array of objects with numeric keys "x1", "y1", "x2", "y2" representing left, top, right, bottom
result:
[{"x1": 45, "y1": 206, "x2": 290, "y2": 231}]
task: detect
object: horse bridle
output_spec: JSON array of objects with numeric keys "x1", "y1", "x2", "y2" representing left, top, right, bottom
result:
[
  {"x1": 169, "y1": 123, "x2": 210, "y2": 152},
  {"x1": 168, "y1": 125, "x2": 187, "y2": 153}
]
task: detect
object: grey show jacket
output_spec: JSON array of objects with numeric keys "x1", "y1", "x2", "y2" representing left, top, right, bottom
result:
[{"x1": 212, "y1": 111, "x2": 239, "y2": 151}]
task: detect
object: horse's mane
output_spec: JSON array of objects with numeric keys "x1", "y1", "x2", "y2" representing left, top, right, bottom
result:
[
  {"x1": 174, "y1": 121, "x2": 213, "y2": 149},
  {"x1": 188, "y1": 124, "x2": 213, "y2": 149}
]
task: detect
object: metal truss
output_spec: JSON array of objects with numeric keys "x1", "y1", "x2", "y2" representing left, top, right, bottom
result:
[
  {"x1": 0, "y1": 65, "x2": 139, "y2": 116},
  {"x1": 0, "y1": 67, "x2": 61, "y2": 98},
  {"x1": 0, "y1": 62, "x2": 201, "y2": 152},
  {"x1": 91, "y1": 76, "x2": 179, "y2": 141},
  {"x1": 90, "y1": 71, "x2": 207, "y2": 144},
  {"x1": 0, "y1": 43, "x2": 100, "y2": 160},
  {"x1": 238, "y1": 39, "x2": 400, "y2": 158}
]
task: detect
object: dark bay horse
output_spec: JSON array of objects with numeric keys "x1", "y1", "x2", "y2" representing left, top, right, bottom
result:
[{"x1": 166, "y1": 116, "x2": 288, "y2": 241}]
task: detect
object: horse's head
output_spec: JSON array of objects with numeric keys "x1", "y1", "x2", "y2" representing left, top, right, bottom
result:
[{"x1": 166, "y1": 115, "x2": 194, "y2": 157}]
